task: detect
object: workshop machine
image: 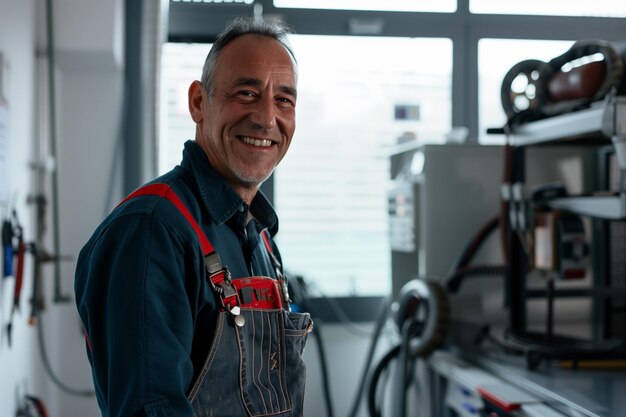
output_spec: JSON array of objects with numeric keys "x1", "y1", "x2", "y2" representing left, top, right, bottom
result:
[{"x1": 379, "y1": 40, "x2": 626, "y2": 417}]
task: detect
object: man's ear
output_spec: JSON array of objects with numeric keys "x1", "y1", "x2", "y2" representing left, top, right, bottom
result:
[{"x1": 188, "y1": 80, "x2": 205, "y2": 123}]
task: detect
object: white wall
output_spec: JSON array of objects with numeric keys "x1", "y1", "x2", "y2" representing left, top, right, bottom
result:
[
  {"x1": 0, "y1": 0, "x2": 38, "y2": 415},
  {"x1": 52, "y1": 0, "x2": 125, "y2": 416},
  {"x1": 0, "y1": 0, "x2": 124, "y2": 416}
]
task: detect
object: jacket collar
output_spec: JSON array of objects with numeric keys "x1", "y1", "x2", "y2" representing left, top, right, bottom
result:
[{"x1": 180, "y1": 140, "x2": 278, "y2": 235}]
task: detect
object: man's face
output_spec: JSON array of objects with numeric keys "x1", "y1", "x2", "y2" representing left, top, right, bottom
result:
[{"x1": 190, "y1": 34, "x2": 297, "y2": 197}]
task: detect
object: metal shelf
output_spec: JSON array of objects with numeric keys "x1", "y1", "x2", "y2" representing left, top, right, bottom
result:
[
  {"x1": 547, "y1": 194, "x2": 626, "y2": 220},
  {"x1": 508, "y1": 96, "x2": 626, "y2": 146}
]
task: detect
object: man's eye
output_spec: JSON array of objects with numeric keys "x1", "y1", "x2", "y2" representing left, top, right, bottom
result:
[
  {"x1": 276, "y1": 97, "x2": 295, "y2": 107},
  {"x1": 238, "y1": 90, "x2": 256, "y2": 97}
]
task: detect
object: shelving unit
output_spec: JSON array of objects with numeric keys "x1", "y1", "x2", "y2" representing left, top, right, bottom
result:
[
  {"x1": 547, "y1": 194, "x2": 626, "y2": 220},
  {"x1": 503, "y1": 95, "x2": 626, "y2": 368},
  {"x1": 509, "y1": 96, "x2": 626, "y2": 147}
]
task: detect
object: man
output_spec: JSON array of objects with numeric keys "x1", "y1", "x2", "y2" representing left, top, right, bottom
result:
[{"x1": 75, "y1": 18, "x2": 312, "y2": 417}]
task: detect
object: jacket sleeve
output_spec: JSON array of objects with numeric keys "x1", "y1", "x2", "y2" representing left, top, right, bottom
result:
[{"x1": 75, "y1": 212, "x2": 202, "y2": 417}]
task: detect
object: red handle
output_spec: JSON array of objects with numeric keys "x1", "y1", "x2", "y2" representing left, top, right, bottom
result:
[{"x1": 14, "y1": 238, "x2": 25, "y2": 306}]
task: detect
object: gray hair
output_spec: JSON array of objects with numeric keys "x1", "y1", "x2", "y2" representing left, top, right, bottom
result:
[{"x1": 200, "y1": 17, "x2": 297, "y2": 96}]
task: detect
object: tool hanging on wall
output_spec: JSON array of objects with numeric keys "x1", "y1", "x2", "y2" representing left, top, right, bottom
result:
[
  {"x1": 6, "y1": 209, "x2": 29, "y2": 347},
  {"x1": 1, "y1": 209, "x2": 14, "y2": 347},
  {"x1": 2, "y1": 213, "x2": 13, "y2": 278},
  {"x1": 15, "y1": 394, "x2": 49, "y2": 417}
]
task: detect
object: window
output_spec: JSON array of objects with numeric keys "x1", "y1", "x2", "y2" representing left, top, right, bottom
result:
[
  {"x1": 478, "y1": 39, "x2": 573, "y2": 144},
  {"x1": 274, "y1": 0, "x2": 456, "y2": 13},
  {"x1": 159, "y1": 43, "x2": 211, "y2": 172},
  {"x1": 470, "y1": 0, "x2": 626, "y2": 18},
  {"x1": 274, "y1": 35, "x2": 452, "y2": 296},
  {"x1": 159, "y1": 36, "x2": 452, "y2": 296}
]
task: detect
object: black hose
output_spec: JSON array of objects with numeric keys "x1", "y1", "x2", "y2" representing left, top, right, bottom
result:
[
  {"x1": 366, "y1": 345, "x2": 400, "y2": 417},
  {"x1": 446, "y1": 265, "x2": 507, "y2": 293},
  {"x1": 394, "y1": 319, "x2": 422, "y2": 417},
  {"x1": 288, "y1": 277, "x2": 335, "y2": 417},
  {"x1": 346, "y1": 296, "x2": 392, "y2": 417},
  {"x1": 449, "y1": 216, "x2": 500, "y2": 274},
  {"x1": 311, "y1": 322, "x2": 335, "y2": 417},
  {"x1": 445, "y1": 216, "x2": 504, "y2": 294},
  {"x1": 36, "y1": 313, "x2": 95, "y2": 397}
]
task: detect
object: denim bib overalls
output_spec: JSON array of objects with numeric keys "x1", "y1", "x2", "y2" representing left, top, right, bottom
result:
[{"x1": 124, "y1": 184, "x2": 313, "y2": 417}]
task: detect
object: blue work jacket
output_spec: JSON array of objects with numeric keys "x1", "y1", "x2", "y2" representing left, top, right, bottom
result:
[{"x1": 75, "y1": 140, "x2": 283, "y2": 417}]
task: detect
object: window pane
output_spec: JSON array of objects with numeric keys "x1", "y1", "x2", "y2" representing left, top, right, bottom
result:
[
  {"x1": 478, "y1": 39, "x2": 573, "y2": 144},
  {"x1": 471, "y1": 0, "x2": 626, "y2": 18},
  {"x1": 274, "y1": 0, "x2": 456, "y2": 13},
  {"x1": 275, "y1": 35, "x2": 452, "y2": 296},
  {"x1": 159, "y1": 43, "x2": 211, "y2": 172}
]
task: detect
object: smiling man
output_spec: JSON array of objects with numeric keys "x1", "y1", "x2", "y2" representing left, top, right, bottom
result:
[
  {"x1": 75, "y1": 18, "x2": 312, "y2": 417},
  {"x1": 189, "y1": 31, "x2": 297, "y2": 204}
]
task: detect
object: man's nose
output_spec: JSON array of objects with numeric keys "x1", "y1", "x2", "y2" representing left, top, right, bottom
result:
[{"x1": 249, "y1": 96, "x2": 277, "y2": 130}]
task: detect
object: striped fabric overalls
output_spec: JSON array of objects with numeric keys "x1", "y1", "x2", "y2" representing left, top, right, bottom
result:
[{"x1": 124, "y1": 184, "x2": 313, "y2": 417}]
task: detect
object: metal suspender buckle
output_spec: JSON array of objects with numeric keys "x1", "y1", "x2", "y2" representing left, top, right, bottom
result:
[
  {"x1": 263, "y1": 235, "x2": 292, "y2": 312},
  {"x1": 205, "y1": 252, "x2": 245, "y2": 327},
  {"x1": 277, "y1": 275, "x2": 292, "y2": 312}
]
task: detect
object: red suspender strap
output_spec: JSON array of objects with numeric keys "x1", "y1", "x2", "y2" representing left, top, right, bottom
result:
[
  {"x1": 119, "y1": 184, "x2": 292, "y2": 315},
  {"x1": 260, "y1": 228, "x2": 274, "y2": 254},
  {"x1": 261, "y1": 229, "x2": 291, "y2": 310},
  {"x1": 119, "y1": 183, "x2": 241, "y2": 312},
  {"x1": 119, "y1": 183, "x2": 214, "y2": 256},
  {"x1": 261, "y1": 228, "x2": 282, "y2": 274}
]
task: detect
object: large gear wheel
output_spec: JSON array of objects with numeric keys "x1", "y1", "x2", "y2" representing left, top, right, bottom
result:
[
  {"x1": 393, "y1": 280, "x2": 450, "y2": 358},
  {"x1": 500, "y1": 59, "x2": 553, "y2": 118}
]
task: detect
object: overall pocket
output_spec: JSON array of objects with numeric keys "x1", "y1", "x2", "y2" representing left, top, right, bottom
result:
[
  {"x1": 237, "y1": 309, "x2": 291, "y2": 416},
  {"x1": 188, "y1": 312, "x2": 250, "y2": 417},
  {"x1": 283, "y1": 311, "x2": 313, "y2": 417},
  {"x1": 284, "y1": 311, "x2": 313, "y2": 355}
]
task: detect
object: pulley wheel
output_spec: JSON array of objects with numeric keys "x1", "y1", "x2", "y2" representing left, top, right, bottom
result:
[{"x1": 393, "y1": 280, "x2": 450, "y2": 358}]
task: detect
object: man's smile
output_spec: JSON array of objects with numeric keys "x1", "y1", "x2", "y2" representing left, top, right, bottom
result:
[{"x1": 238, "y1": 135, "x2": 275, "y2": 148}]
